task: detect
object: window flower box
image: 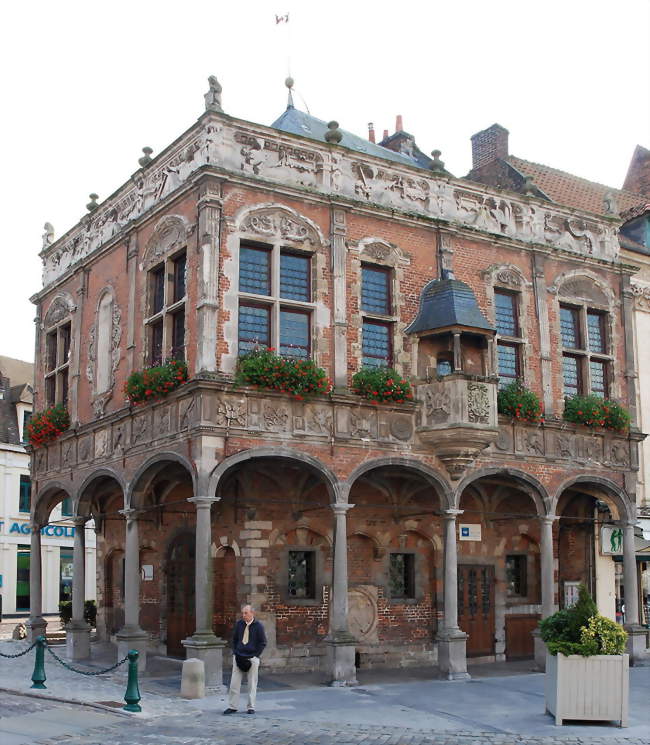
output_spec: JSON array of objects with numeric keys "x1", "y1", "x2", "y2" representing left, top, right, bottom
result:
[
  {"x1": 563, "y1": 395, "x2": 630, "y2": 431},
  {"x1": 236, "y1": 347, "x2": 332, "y2": 400},
  {"x1": 351, "y1": 367, "x2": 413, "y2": 404},
  {"x1": 497, "y1": 379, "x2": 543, "y2": 423},
  {"x1": 124, "y1": 359, "x2": 188, "y2": 406},
  {"x1": 27, "y1": 404, "x2": 70, "y2": 448}
]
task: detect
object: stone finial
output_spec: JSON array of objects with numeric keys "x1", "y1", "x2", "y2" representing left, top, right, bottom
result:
[
  {"x1": 522, "y1": 175, "x2": 536, "y2": 196},
  {"x1": 325, "y1": 121, "x2": 342, "y2": 144},
  {"x1": 42, "y1": 222, "x2": 55, "y2": 249},
  {"x1": 285, "y1": 76, "x2": 295, "y2": 109},
  {"x1": 430, "y1": 149, "x2": 446, "y2": 175},
  {"x1": 603, "y1": 191, "x2": 618, "y2": 216},
  {"x1": 204, "y1": 75, "x2": 223, "y2": 113},
  {"x1": 86, "y1": 193, "x2": 99, "y2": 212},
  {"x1": 138, "y1": 147, "x2": 153, "y2": 167}
]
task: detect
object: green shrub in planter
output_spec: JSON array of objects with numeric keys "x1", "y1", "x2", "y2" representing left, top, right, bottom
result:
[
  {"x1": 497, "y1": 380, "x2": 543, "y2": 423},
  {"x1": 124, "y1": 359, "x2": 188, "y2": 405},
  {"x1": 59, "y1": 599, "x2": 97, "y2": 628},
  {"x1": 351, "y1": 367, "x2": 413, "y2": 403},
  {"x1": 563, "y1": 394, "x2": 630, "y2": 431}
]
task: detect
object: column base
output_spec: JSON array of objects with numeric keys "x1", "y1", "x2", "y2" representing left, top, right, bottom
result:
[
  {"x1": 625, "y1": 625, "x2": 650, "y2": 666},
  {"x1": 533, "y1": 629, "x2": 547, "y2": 671},
  {"x1": 116, "y1": 627, "x2": 148, "y2": 672},
  {"x1": 65, "y1": 621, "x2": 91, "y2": 660},
  {"x1": 26, "y1": 616, "x2": 47, "y2": 642},
  {"x1": 325, "y1": 632, "x2": 358, "y2": 686},
  {"x1": 182, "y1": 633, "x2": 226, "y2": 692},
  {"x1": 436, "y1": 628, "x2": 470, "y2": 680}
]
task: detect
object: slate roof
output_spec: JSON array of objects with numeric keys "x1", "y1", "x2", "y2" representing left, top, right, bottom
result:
[
  {"x1": 0, "y1": 355, "x2": 34, "y2": 388},
  {"x1": 0, "y1": 356, "x2": 33, "y2": 446},
  {"x1": 271, "y1": 106, "x2": 425, "y2": 168},
  {"x1": 406, "y1": 278, "x2": 495, "y2": 335}
]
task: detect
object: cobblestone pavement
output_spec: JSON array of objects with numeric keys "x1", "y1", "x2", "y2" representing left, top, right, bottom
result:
[{"x1": 23, "y1": 709, "x2": 650, "y2": 745}]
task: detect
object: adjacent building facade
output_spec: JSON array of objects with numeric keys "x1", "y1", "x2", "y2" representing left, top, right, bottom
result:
[
  {"x1": 0, "y1": 356, "x2": 95, "y2": 623},
  {"x1": 27, "y1": 78, "x2": 648, "y2": 682}
]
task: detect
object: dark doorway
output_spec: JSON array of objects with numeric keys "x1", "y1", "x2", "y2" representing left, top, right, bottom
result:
[
  {"x1": 458, "y1": 564, "x2": 495, "y2": 657},
  {"x1": 167, "y1": 533, "x2": 195, "y2": 657}
]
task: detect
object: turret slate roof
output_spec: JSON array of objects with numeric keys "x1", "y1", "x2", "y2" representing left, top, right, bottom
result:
[{"x1": 406, "y1": 278, "x2": 495, "y2": 335}]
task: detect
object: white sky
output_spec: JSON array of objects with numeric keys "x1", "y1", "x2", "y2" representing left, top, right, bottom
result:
[{"x1": 1, "y1": 0, "x2": 648, "y2": 364}]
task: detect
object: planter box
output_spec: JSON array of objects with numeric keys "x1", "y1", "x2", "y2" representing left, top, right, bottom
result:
[{"x1": 545, "y1": 652, "x2": 629, "y2": 726}]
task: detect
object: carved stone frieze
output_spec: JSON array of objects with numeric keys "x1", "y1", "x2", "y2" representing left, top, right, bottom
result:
[
  {"x1": 43, "y1": 293, "x2": 76, "y2": 328},
  {"x1": 263, "y1": 405, "x2": 289, "y2": 431},
  {"x1": 424, "y1": 383, "x2": 450, "y2": 424},
  {"x1": 113, "y1": 423, "x2": 126, "y2": 453},
  {"x1": 467, "y1": 383, "x2": 490, "y2": 424},
  {"x1": 215, "y1": 401, "x2": 246, "y2": 427},
  {"x1": 609, "y1": 440, "x2": 629, "y2": 467},
  {"x1": 239, "y1": 207, "x2": 320, "y2": 246},
  {"x1": 306, "y1": 407, "x2": 332, "y2": 434},
  {"x1": 61, "y1": 439, "x2": 76, "y2": 468},
  {"x1": 631, "y1": 282, "x2": 650, "y2": 311},
  {"x1": 94, "y1": 429, "x2": 109, "y2": 459},
  {"x1": 34, "y1": 448, "x2": 47, "y2": 473},
  {"x1": 555, "y1": 433, "x2": 575, "y2": 459},
  {"x1": 389, "y1": 415, "x2": 413, "y2": 441},
  {"x1": 78, "y1": 436, "x2": 92, "y2": 463},
  {"x1": 522, "y1": 430, "x2": 544, "y2": 456},
  {"x1": 132, "y1": 414, "x2": 150, "y2": 444},
  {"x1": 179, "y1": 397, "x2": 197, "y2": 431},
  {"x1": 350, "y1": 411, "x2": 377, "y2": 439}
]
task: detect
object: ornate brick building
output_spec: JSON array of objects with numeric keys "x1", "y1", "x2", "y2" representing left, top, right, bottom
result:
[{"x1": 27, "y1": 77, "x2": 648, "y2": 684}]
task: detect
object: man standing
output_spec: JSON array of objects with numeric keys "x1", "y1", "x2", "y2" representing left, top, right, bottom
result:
[{"x1": 223, "y1": 604, "x2": 267, "y2": 715}]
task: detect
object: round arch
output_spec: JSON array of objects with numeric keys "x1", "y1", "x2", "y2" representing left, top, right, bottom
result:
[
  {"x1": 76, "y1": 468, "x2": 127, "y2": 517},
  {"x1": 127, "y1": 451, "x2": 197, "y2": 508},
  {"x1": 552, "y1": 475, "x2": 634, "y2": 522},
  {"x1": 208, "y1": 447, "x2": 340, "y2": 503},
  {"x1": 344, "y1": 457, "x2": 453, "y2": 510},
  {"x1": 456, "y1": 467, "x2": 550, "y2": 517},
  {"x1": 33, "y1": 481, "x2": 73, "y2": 526}
]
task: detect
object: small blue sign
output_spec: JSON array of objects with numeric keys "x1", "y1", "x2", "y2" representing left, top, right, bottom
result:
[{"x1": 461, "y1": 527, "x2": 470, "y2": 537}]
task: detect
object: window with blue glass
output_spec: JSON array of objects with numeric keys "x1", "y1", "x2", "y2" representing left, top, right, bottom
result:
[
  {"x1": 238, "y1": 305, "x2": 270, "y2": 355},
  {"x1": 280, "y1": 253, "x2": 310, "y2": 301},
  {"x1": 560, "y1": 303, "x2": 610, "y2": 398},
  {"x1": 494, "y1": 290, "x2": 522, "y2": 389},
  {"x1": 145, "y1": 249, "x2": 187, "y2": 365},
  {"x1": 19, "y1": 475, "x2": 31, "y2": 513},
  {"x1": 361, "y1": 266, "x2": 391, "y2": 314},
  {"x1": 362, "y1": 320, "x2": 391, "y2": 368},
  {"x1": 361, "y1": 265, "x2": 393, "y2": 369},
  {"x1": 239, "y1": 246, "x2": 271, "y2": 295},
  {"x1": 280, "y1": 310, "x2": 310, "y2": 357}
]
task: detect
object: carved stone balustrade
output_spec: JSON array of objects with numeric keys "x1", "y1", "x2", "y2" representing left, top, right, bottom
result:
[{"x1": 415, "y1": 375, "x2": 499, "y2": 480}]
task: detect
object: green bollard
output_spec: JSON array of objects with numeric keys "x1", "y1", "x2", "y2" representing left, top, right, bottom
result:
[
  {"x1": 123, "y1": 650, "x2": 142, "y2": 712},
  {"x1": 31, "y1": 636, "x2": 47, "y2": 689}
]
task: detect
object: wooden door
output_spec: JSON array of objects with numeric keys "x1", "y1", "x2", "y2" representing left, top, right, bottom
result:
[
  {"x1": 167, "y1": 534, "x2": 195, "y2": 657},
  {"x1": 458, "y1": 564, "x2": 495, "y2": 657},
  {"x1": 505, "y1": 614, "x2": 540, "y2": 659}
]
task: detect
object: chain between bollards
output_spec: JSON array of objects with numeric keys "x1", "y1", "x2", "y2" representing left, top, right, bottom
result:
[
  {"x1": 31, "y1": 635, "x2": 47, "y2": 689},
  {"x1": 123, "y1": 649, "x2": 141, "y2": 712}
]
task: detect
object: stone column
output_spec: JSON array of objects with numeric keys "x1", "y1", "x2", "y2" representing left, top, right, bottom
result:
[
  {"x1": 116, "y1": 509, "x2": 148, "y2": 670},
  {"x1": 622, "y1": 521, "x2": 647, "y2": 663},
  {"x1": 436, "y1": 509, "x2": 469, "y2": 680},
  {"x1": 534, "y1": 515, "x2": 557, "y2": 670},
  {"x1": 326, "y1": 502, "x2": 357, "y2": 686},
  {"x1": 26, "y1": 524, "x2": 46, "y2": 641},
  {"x1": 66, "y1": 517, "x2": 91, "y2": 659},
  {"x1": 182, "y1": 496, "x2": 225, "y2": 691},
  {"x1": 196, "y1": 178, "x2": 222, "y2": 372},
  {"x1": 452, "y1": 333, "x2": 462, "y2": 372}
]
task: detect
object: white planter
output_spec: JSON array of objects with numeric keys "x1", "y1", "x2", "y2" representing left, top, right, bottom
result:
[{"x1": 545, "y1": 652, "x2": 629, "y2": 726}]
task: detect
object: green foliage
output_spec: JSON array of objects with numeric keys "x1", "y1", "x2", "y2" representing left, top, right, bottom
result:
[
  {"x1": 27, "y1": 404, "x2": 71, "y2": 448},
  {"x1": 236, "y1": 347, "x2": 333, "y2": 400},
  {"x1": 124, "y1": 359, "x2": 188, "y2": 405},
  {"x1": 497, "y1": 380, "x2": 543, "y2": 423},
  {"x1": 351, "y1": 367, "x2": 413, "y2": 403},
  {"x1": 59, "y1": 599, "x2": 97, "y2": 627},
  {"x1": 539, "y1": 584, "x2": 626, "y2": 657},
  {"x1": 563, "y1": 394, "x2": 630, "y2": 431}
]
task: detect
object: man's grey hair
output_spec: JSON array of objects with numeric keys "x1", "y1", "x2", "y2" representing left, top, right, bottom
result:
[{"x1": 241, "y1": 603, "x2": 254, "y2": 612}]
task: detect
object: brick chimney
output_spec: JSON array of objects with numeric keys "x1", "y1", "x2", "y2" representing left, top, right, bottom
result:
[
  {"x1": 368, "y1": 122, "x2": 375, "y2": 144},
  {"x1": 470, "y1": 124, "x2": 509, "y2": 169},
  {"x1": 623, "y1": 145, "x2": 650, "y2": 197},
  {"x1": 395, "y1": 114, "x2": 403, "y2": 132}
]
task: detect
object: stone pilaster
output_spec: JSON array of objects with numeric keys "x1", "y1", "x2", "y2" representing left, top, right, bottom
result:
[
  {"x1": 182, "y1": 496, "x2": 225, "y2": 691},
  {"x1": 437, "y1": 509, "x2": 469, "y2": 680},
  {"x1": 26, "y1": 523, "x2": 46, "y2": 641},
  {"x1": 125, "y1": 232, "x2": 138, "y2": 374},
  {"x1": 326, "y1": 502, "x2": 357, "y2": 686},
  {"x1": 532, "y1": 254, "x2": 554, "y2": 416},
  {"x1": 621, "y1": 281, "x2": 639, "y2": 427},
  {"x1": 331, "y1": 208, "x2": 348, "y2": 389},
  {"x1": 66, "y1": 517, "x2": 91, "y2": 660},
  {"x1": 196, "y1": 178, "x2": 222, "y2": 372}
]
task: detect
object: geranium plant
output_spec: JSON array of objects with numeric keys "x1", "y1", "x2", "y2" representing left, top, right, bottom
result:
[
  {"x1": 539, "y1": 584, "x2": 627, "y2": 657},
  {"x1": 124, "y1": 359, "x2": 188, "y2": 406},
  {"x1": 497, "y1": 379, "x2": 544, "y2": 423},
  {"x1": 27, "y1": 404, "x2": 70, "y2": 447},
  {"x1": 351, "y1": 367, "x2": 413, "y2": 403},
  {"x1": 236, "y1": 347, "x2": 333, "y2": 400},
  {"x1": 563, "y1": 394, "x2": 630, "y2": 432}
]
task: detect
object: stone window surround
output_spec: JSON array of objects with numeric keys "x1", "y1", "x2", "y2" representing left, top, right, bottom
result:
[
  {"x1": 384, "y1": 548, "x2": 430, "y2": 605},
  {"x1": 350, "y1": 238, "x2": 411, "y2": 377},
  {"x1": 143, "y1": 248, "x2": 188, "y2": 366},
  {"x1": 279, "y1": 544, "x2": 325, "y2": 607},
  {"x1": 482, "y1": 264, "x2": 532, "y2": 387},
  {"x1": 237, "y1": 240, "x2": 316, "y2": 357},
  {"x1": 549, "y1": 271, "x2": 618, "y2": 400}
]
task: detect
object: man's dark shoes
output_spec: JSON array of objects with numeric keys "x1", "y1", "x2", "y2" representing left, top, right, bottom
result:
[
  {"x1": 223, "y1": 708, "x2": 237, "y2": 715},
  {"x1": 247, "y1": 708, "x2": 255, "y2": 714}
]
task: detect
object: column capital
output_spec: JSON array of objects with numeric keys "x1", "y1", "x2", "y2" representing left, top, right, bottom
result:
[
  {"x1": 119, "y1": 508, "x2": 138, "y2": 520},
  {"x1": 442, "y1": 509, "x2": 463, "y2": 519},
  {"x1": 539, "y1": 515, "x2": 559, "y2": 525},
  {"x1": 188, "y1": 495, "x2": 220, "y2": 508},
  {"x1": 70, "y1": 516, "x2": 88, "y2": 527},
  {"x1": 330, "y1": 502, "x2": 354, "y2": 515}
]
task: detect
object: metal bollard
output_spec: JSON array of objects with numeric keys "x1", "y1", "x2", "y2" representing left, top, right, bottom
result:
[
  {"x1": 123, "y1": 649, "x2": 142, "y2": 712},
  {"x1": 31, "y1": 636, "x2": 47, "y2": 689}
]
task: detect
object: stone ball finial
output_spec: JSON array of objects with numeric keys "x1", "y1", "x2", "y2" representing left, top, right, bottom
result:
[
  {"x1": 86, "y1": 193, "x2": 99, "y2": 212},
  {"x1": 430, "y1": 149, "x2": 446, "y2": 174},
  {"x1": 285, "y1": 76, "x2": 294, "y2": 90},
  {"x1": 325, "y1": 121, "x2": 342, "y2": 144},
  {"x1": 138, "y1": 146, "x2": 153, "y2": 167},
  {"x1": 204, "y1": 75, "x2": 223, "y2": 113}
]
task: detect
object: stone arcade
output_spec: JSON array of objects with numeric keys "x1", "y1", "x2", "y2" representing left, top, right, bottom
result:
[{"x1": 27, "y1": 77, "x2": 647, "y2": 684}]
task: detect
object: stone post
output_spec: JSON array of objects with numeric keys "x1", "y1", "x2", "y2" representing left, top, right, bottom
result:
[
  {"x1": 66, "y1": 517, "x2": 91, "y2": 659},
  {"x1": 326, "y1": 502, "x2": 357, "y2": 686},
  {"x1": 436, "y1": 509, "x2": 469, "y2": 680},
  {"x1": 534, "y1": 515, "x2": 557, "y2": 670},
  {"x1": 182, "y1": 496, "x2": 225, "y2": 691},
  {"x1": 622, "y1": 521, "x2": 647, "y2": 663},
  {"x1": 26, "y1": 524, "x2": 46, "y2": 641},
  {"x1": 116, "y1": 509, "x2": 148, "y2": 670}
]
